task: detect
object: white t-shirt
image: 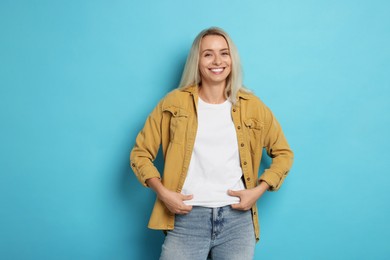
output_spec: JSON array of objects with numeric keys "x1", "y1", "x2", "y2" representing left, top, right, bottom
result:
[{"x1": 181, "y1": 97, "x2": 245, "y2": 207}]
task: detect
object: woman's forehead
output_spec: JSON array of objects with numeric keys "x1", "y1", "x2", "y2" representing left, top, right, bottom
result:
[{"x1": 200, "y1": 35, "x2": 229, "y2": 50}]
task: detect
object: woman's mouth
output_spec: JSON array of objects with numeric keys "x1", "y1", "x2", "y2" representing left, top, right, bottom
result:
[{"x1": 209, "y1": 68, "x2": 224, "y2": 74}]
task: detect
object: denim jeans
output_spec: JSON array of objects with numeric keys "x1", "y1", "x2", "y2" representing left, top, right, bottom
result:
[{"x1": 160, "y1": 206, "x2": 256, "y2": 260}]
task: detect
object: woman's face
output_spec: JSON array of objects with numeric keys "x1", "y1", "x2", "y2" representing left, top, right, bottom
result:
[{"x1": 198, "y1": 35, "x2": 232, "y2": 87}]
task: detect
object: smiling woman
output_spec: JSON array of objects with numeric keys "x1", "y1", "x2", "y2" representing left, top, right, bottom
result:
[
  {"x1": 198, "y1": 35, "x2": 232, "y2": 98},
  {"x1": 130, "y1": 27, "x2": 294, "y2": 259}
]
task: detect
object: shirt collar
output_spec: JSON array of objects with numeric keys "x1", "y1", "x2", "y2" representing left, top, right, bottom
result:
[{"x1": 181, "y1": 85, "x2": 251, "y2": 100}]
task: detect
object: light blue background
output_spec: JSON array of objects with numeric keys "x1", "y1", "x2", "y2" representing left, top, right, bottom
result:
[{"x1": 1, "y1": 0, "x2": 389, "y2": 259}]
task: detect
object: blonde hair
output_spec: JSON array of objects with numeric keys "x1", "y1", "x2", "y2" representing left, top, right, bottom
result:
[{"x1": 178, "y1": 27, "x2": 249, "y2": 103}]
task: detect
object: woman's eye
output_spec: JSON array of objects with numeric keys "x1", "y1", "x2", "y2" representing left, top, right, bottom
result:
[
  {"x1": 222, "y1": 52, "x2": 230, "y2": 56},
  {"x1": 204, "y1": 53, "x2": 212, "y2": 57}
]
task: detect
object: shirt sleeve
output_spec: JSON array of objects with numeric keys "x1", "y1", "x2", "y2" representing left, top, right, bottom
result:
[
  {"x1": 258, "y1": 107, "x2": 294, "y2": 191},
  {"x1": 130, "y1": 101, "x2": 163, "y2": 187}
]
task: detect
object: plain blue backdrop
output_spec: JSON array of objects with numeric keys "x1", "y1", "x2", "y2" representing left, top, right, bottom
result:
[{"x1": 1, "y1": 0, "x2": 389, "y2": 259}]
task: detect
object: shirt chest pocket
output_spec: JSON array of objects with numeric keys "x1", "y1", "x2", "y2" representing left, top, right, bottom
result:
[
  {"x1": 163, "y1": 106, "x2": 189, "y2": 144},
  {"x1": 244, "y1": 118, "x2": 264, "y2": 154}
]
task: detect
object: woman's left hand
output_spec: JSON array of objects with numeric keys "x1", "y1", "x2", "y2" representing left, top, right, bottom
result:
[{"x1": 228, "y1": 181, "x2": 270, "y2": 211}]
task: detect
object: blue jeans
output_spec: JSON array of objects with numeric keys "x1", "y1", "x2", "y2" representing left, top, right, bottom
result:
[{"x1": 160, "y1": 206, "x2": 256, "y2": 260}]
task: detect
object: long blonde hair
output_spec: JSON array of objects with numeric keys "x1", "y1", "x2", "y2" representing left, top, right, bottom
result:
[{"x1": 178, "y1": 27, "x2": 249, "y2": 103}]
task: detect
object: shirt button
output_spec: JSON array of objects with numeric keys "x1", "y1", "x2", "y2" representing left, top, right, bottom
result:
[
  {"x1": 174, "y1": 111, "x2": 177, "y2": 115},
  {"x1": 246, "y1": 177, "x2": 251, "y2": 181},
  {"x1": 131, "y1": 163, "x2": 136, "y2": 167},
  {"x1": 237, "y1": 125, "x2": 241, "y2": 130},
  {"x1": 241, "y1": 143, "x2": 244, "y2": 147},
  {"x1": 233, "y1": 108, "x2": 236, "y2": 112},
  {"x1": 243, "y1": 161, "x2": 247, "y2": 165}
]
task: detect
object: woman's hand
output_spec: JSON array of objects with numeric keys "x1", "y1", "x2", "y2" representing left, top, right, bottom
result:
[
  {"x1": 146, "y1": 177, "x2": 193, "y2": 215},
  {"x1": 159, "y1": 190, "x2": 193, "y2": 215},
  {"x1": 228, "y1": 181, "x2": 270, "y2": 211}
]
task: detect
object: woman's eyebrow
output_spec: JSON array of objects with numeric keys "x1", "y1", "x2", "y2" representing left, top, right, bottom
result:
[{"x1": 201, "y1": 48, "x2": 229, "y2": 53}]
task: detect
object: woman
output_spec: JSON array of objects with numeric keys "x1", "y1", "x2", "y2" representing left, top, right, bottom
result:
[{"x1": 130, "y1": 27, "x2": 293, "y2": 259}]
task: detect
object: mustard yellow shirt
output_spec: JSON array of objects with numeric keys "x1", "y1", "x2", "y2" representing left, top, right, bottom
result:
[{"x1": 130, "y1": 85, "x2": 294, "y2": 241}]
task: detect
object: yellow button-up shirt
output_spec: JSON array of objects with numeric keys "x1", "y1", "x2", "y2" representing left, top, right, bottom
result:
[{"x1": 130, "y1": 85, "x2": 294, "y2": 241}]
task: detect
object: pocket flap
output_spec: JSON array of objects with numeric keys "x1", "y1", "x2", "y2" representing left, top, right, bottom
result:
[
  {"x1": 244, "y1": 118, "x2": 264, "y2": 130},
  {"x1": 163, "y1": 106, "x2": 189, "y2": 117}
]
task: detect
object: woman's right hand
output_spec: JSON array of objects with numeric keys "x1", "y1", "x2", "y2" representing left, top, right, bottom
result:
[
  {"x1": 146, "y1": 177, "x2": 193, "y2": 215},
  {"x1": 159, "y1": 190, "x2": 193, "y2": 215}
]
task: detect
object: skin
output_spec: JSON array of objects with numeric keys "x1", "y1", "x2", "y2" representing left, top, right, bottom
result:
[
  {"x1": 146, "y1": 35, "x2": 270, "y2": 214},
  {"x1": 197, "y1": 35, "x2": 232, "y2": 104}
]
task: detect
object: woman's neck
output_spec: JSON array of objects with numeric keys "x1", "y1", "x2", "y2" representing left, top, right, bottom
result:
[{"x1": 198, "y1": 82, "x2": 227, "y2": 104}]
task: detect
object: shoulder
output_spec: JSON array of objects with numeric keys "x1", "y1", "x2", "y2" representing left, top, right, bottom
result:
[
  {"x1": 163, "y1": 89, "x2": 189, "y2": 102},
  {"x1": 159, "y1": 86, "x2": 195, "y2": 110},
  {"x1": 238, "y1": 90, "x2": 274, "y2": 122},
  {"x1": 238, "y1": 90, "x2": 267, "y2": 108}
]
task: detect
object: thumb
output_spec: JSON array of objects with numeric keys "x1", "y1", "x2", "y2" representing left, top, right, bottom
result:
[
  {"x1": 228, "y1": 189, "x2": 240, "y2": 197},
  {"x1": 181, "y1": 194, "x2": 193, "y2": 201},
  {"x1": 230, "y1": 203, "x2": 241, "y2": 209}
]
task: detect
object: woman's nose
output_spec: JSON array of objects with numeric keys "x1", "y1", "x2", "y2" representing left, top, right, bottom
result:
[{"x1": 213, "y1": 55, "x2": 222, "y2": 65}]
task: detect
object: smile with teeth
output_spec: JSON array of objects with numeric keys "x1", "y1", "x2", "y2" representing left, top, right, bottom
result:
[{"x1": 209, "y1": 68, "x2": 225, "y2": 74}]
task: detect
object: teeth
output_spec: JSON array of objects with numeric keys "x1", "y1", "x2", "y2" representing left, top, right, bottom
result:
[{"x1": 211, "y1": 68, "x2": 223, "y2": 72}]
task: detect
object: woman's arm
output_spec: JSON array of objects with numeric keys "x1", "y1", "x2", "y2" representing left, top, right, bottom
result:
[
  {"x1": 146, "y1": 177, "x2": 193, "y2": 214},
  {"x1": 130, "y1": 100, "x2": 193, "y2": 214},
  {"x1": 228, "y1": 181, "x2": 270, "y2": 211},
  {"x1": 258, "y1": 106, "x2": 294, "y2": 191},
  {"x1": 130, "y1": 102, "x2": 164, "y2": 186}
]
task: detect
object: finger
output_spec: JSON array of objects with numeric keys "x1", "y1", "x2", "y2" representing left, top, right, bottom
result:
[
  {"x1": 228, "y1": 190, "x2": 240, "y2": 197},
  {"x1": 174, "y1": 203, "x2": 192, "y2": 213},
  {"x1": 181, "y1": 204, "x2": 192, "y2": 212},
  {"x1": 230, "y1": 203, "x2": 241, "y2": 210},
  {"x1": 181, "y1": 194, "x2": 193, "y2": 201},
  {"x1": 177, "y1": 206, "x2": 192, "y2": 215}
]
